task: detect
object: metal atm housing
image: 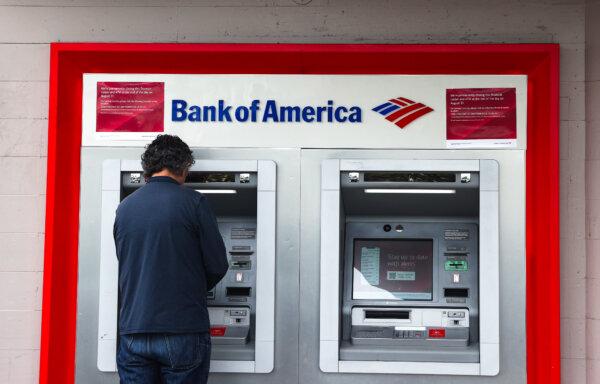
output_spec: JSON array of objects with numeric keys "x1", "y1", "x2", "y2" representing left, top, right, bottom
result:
[
  {"x1": 97, "y1": 159, "x2": 276, "y2": 374},
  {"x1": 319, "y1": 159, "x2": 499, "y2": 376}
]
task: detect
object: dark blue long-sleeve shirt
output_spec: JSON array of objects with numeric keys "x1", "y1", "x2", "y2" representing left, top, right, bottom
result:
[{"x1": 113, "y1": 176, "x2": 228, "y2": 335}]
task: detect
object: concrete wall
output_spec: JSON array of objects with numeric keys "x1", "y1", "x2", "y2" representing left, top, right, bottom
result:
[
  {"x1": 586, "y1": 1, "x2": 600, "y2": 382},
  {"x1": 0, "y1": 0, "x2": 588, "y2": 383}
]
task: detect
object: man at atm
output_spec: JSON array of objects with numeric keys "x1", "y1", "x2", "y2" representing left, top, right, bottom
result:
[{"x1": 113, "y1": 135, "x2": 229, "y2": 384}]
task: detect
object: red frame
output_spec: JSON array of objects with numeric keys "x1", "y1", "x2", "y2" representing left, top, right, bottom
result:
[{"x1": 41, "y1": 43, "x2": 559, "y2": 384}]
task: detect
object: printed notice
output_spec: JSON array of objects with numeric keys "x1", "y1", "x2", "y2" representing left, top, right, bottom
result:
[
  {"x1": 360, "y1": 247, "x2": 380, "y2": 286},
  {"x1": 96, "y1": 82, "x2": 164, "y2": 134},
  {"x1": 446, "y1": 88, "x2": 517, "y2": 148}
]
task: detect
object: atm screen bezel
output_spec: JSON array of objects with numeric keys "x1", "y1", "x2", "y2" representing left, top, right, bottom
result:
[
  {"x1": 342, "y1": 222, "x2": 445, "y2": 308},
  {"x1": 351, "y1": 237, "x2": 435, "y2": 301}
]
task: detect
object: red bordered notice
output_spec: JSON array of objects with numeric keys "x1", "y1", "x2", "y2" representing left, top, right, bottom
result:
[
  {"x1": 446, "y1": 88, "x2": 517, "y2": 148},
  {"x1": 96, "y1": 82, "x2": 164, "y2": 133}
]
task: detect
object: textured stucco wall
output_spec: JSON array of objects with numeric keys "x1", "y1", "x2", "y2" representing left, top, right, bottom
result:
[{"x1": 0, "y1": 1, "x2": 588, "y2": 383}]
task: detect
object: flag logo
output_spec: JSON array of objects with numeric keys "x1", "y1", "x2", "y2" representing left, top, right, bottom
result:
[{"x1": 372, "y1": 97, "x2": 434, "y2": 128}]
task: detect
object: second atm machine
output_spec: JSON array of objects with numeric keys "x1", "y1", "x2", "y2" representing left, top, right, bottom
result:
[
  {"x1": 320, "y1": 159, "x2": 499, "y2": 376},
  {"x1": 97, "y1": 159, "x2": 276, "y2": 374}
]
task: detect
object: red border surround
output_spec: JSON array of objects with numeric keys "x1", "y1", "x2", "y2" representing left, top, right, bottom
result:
[{"x1": 41, "y1": 43, "x2": 559, "y2": 384}]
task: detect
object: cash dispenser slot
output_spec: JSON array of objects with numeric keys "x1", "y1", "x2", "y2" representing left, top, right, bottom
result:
[
  {"x1": 230, "y1": 260, "x2": 252, "y2": 269},
  {"x1": 229, "y1": 250, "x2": 254, "y2": 256},
  {"x1": 226, "y1": 287, "x2": 252, "y2": 297},
  {"x1": 444, "y1": 288, "x2": 469, "y2": 298},
  {"x1": 444, "y1": 252, "x2": 469, "y2": 257},
  {"x1": 364, "y1": 310, "x2": 410, "y2": 320}
]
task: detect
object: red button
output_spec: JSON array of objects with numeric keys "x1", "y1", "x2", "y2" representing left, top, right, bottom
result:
[
  {"x1": 428, "y1": 329, "x2": 446, "y2": 338},
  {"x1": 210, "y1": 326, "x2": 227, "y2": 337}
]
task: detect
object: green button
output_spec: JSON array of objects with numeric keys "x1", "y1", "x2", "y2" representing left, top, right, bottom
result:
[{"x1": 445, "y1": 260, "x2": 468, "y2": 271}]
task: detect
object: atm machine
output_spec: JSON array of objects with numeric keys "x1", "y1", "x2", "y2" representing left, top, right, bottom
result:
[
  {"x1": 319, "y1": 159, "x2": 499, "y2": 376},
  {"x1": 97, "y1": 159, "x2": 276, "y2": 374}
]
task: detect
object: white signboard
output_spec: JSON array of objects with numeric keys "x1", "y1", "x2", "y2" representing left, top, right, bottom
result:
[{"x1": 82, "y1": 74, "x2": 527, "y2": 149}]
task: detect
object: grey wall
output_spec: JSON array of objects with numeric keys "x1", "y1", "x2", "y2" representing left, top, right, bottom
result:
[
  {"x1": 0, "y1": 0, "x2": 589, "y2": 383},
  {"x1": 586, "y1": 0, "x2": 600, "y2": 381}
]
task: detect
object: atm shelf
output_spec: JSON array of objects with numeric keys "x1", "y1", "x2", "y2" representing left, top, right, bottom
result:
[
  {"x1": 211, "y1": 341, "x2": 255, "y2": 361},
  {"x1": 339, "y1": 341, "x2": 479, "y2": 363}
]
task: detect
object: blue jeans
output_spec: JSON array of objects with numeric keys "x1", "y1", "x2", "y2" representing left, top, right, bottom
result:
[{"x1": 117, "y1": 332, "x2": 211, "y2": 384}]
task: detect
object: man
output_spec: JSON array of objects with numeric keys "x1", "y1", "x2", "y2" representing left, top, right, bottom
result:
[{"x1": 114, "y1": 134, "x2": 229, "y2": 384}]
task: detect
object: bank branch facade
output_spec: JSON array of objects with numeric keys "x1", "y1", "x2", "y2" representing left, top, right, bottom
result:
[{"x1": 40, "y1": 44, "x2": 560, "y2": 384}]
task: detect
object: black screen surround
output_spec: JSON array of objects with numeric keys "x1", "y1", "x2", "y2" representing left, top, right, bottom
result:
[{"x1": 352, "y1": 239, "x2": 434, "y2": 301}]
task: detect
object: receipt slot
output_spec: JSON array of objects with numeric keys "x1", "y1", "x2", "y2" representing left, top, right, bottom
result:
[
  {"x1": 319, "y1": 159, "x2": 499, "y2": 376},
  {"x1": 97, "y1": 159, "x2": 276, "y2": 373}
]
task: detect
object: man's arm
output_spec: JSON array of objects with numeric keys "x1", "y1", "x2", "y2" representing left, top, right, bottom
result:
[
  {"x1": 197, "y1": 197, "x2": 229, "y2": 291},
  {"x1": 113, "y1": 213, "x2": 119, "y2": 261}
]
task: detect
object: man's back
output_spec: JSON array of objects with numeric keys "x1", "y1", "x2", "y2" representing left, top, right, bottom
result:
[
  {"x1": 114, "y1": 134, "x2": 226, "y2": 384},
  {"x1": 114, "y1": 176, "x2": 229, "y2": 335}
]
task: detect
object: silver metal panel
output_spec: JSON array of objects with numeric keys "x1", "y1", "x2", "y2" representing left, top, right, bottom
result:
[
  {"x1": 257, "y1": 160, "x2": 276, "y2": 192},
  {"x1": 479, "y1": 189, "x2": 500, "y2": 375},
  {"x1": 319, "y1": 159, "x2": 342, "y2": 373},
  {"x1": 211, "y1": 361, "x2": 255, "y2": 373},
  {"x1": 97, "y1": 160, "x2": 121, "y2": 372},
  {"x1": 101, "y1": 159, "x2": 121, "y2": 191},
  {"x1": 338, "y1": 361, "x2": 480, "y2": 375},
  {"x1": 119, "y1": 159, "x2": 142, "y2": 171},
  {"x1": 77, "y1": 148, "x2": 300, "y2": 384},
  {"x1": 319, "y1": 191, "x2": 341, "y2": 372},
  {"x1": 301, "y1": 149, "x2": 526, "y2": 384},
  {"x1": 322, "y1": 159, "x2": 341, "y2": 191},
  {"x1": 255, "y1": 160, "x2": 277, "y2": 373},
  {"x1": 479, "y1": 160, "x2": 500, "y2": 192},
  {"x1": 97, "y1": 188, "x2": 119, "y2": 372},
  {"x1": 340, "y1": 342, "x2": 478, "y2": 363},
  {"x1": 255, "y1": 164, "x2": 277, "y2": 372}
]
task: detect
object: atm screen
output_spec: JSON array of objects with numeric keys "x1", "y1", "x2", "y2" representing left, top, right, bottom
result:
[{"x1": 352, "y1": 239, "x2": 434, "y2": 301}]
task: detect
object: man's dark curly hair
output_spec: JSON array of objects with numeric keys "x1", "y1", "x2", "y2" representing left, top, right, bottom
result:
[{"x1": 141, "y1": 135, "x2": 195, "y2": 178}]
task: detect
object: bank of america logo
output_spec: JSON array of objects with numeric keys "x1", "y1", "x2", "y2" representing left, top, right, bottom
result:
[{"x1": 372, "y1": 97, "x2": 434, "y2": 128}]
